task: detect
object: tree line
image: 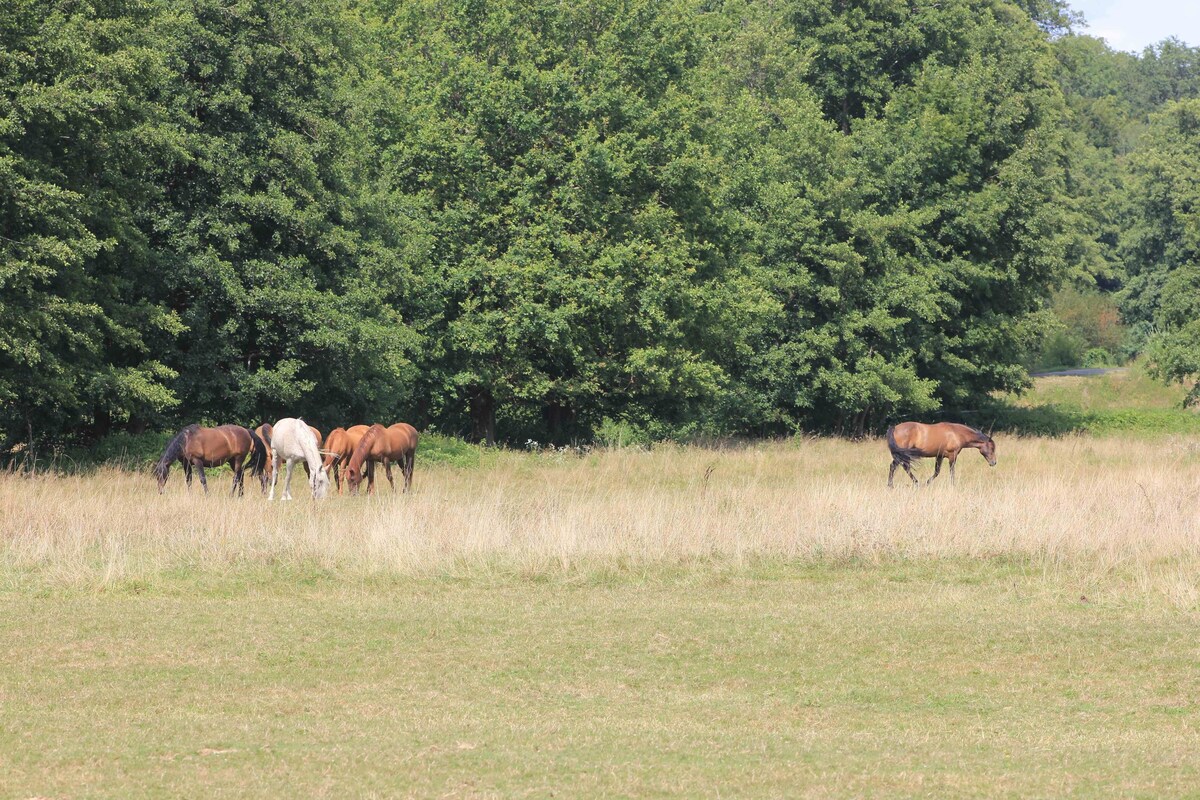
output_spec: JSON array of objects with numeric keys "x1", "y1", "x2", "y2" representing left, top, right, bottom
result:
[{"x1": 2, "y1": 0, "x2": 1199, "y2": 450}]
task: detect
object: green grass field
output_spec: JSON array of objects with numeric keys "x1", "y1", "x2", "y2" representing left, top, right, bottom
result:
[
  {"x1": 994, "y1": 363, "x2": 1200, "y2": 436},
  {"x1": 4, "y1": 564, "x2": 1200, "y2": 797},
  {"x1": 3, "y1": 371, "x2": 1200, "y2": 797}
]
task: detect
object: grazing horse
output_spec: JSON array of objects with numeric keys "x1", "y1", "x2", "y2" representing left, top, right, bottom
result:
[
  {"x1": 256, "y1": 423, "x2": 323, "y2": 493},
  {"x1": 268, "y1": 417, "x2": 330, "y2": 501},
  {"x1": 153, "y1": 424, "x2": 268, "y2": 495},
  {"x1": 153, "y1": 424, "x2": 198, "y2": 492},
  {"x1": 345, "y1": 423, "x2": 419, "y2": 495},
  {"x1": 321, "y1": 424, "x2": 370, "y2": 494},
  {"x1": 887, "y1": 422, "x2": 996, "y2": 487}
]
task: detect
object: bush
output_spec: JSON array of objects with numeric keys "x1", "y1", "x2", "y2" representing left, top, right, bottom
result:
[
  {"x1": 1031, "y1": 288, "x2": 1132, "y2": 371},
  {"x1": 1082, "y1": 347, "x2": 1116, "y2": 367},
  {"x1": 594, "y1": 418, "x2": 652, "y2": 449},
  {"x1": 1039, "y1": 329, "x2": 1088, "y2": 370}
]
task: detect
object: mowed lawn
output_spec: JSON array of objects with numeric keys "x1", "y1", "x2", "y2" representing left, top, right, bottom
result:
[{"x1": 4, "y1": 563, "x2": 1200, "y2": 798}]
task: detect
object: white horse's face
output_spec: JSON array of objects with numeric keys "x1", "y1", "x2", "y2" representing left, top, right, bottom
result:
[{"x1": 312, "y1": 465, "x2": 330, "y2": 500}]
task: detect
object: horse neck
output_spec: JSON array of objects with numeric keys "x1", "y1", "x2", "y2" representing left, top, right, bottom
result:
[
  {"x1": 296, "y1": 431, "x2": 323, "y2": 473},
  {"x1": 959, "y1": 429, "x2": 987, "y2": 449},
  {"x1": 347, "y1": 428, "x2": 378, "y2": 471}
]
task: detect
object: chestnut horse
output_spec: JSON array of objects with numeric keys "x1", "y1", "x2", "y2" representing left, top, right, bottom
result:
[
  {"x1": 154, "y1": 424, "x2": 268, "y2": 495},
  {"x1": 345, "y1": 423, "x2": 419, "y2": 495},
  {"x1": 321, "y1": 424, "x2": 370, "y2": 494},
  {"x1": 887, "y1": 422, "x2": 996, "y2": 487},
  {"x1": 256, "y1": 423, "x2": 322, "y2": 493}
]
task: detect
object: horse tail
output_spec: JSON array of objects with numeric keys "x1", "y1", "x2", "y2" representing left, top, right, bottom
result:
[
  {"x1": 247, "y1": 427, "x2": 269, "y2": 477},
  {"x1": 887, "y1": 425, "x2": 922, "y2": 467}
]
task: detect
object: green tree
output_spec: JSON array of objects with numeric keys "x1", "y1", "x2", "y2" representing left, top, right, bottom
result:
[
  {"x1": 0, "y1": 0, "x2": 181, "y2": 451},
  {"x1": 147, "y1": 0, "x2": 420, "y2": 426},
  {"x1": 1121, "y1": 100, "x2": 1200, "y2": 402}
]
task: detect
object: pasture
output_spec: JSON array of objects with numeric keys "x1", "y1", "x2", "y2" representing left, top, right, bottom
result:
[{"x1": 3, "y1": 434, "x2": 1200, "y2": 796}]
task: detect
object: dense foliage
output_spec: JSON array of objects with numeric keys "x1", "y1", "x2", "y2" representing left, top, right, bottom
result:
[{"x1": 2, "y1": 0, "x2": 1199, "y2": 451}]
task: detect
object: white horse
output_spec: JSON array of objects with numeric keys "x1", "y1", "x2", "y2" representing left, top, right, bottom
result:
[{"x1": 268, "y1": 417, "x2": 330, "y2": 501}]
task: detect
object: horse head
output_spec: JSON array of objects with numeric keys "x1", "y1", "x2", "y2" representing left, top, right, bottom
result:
[
  {"x1": 979, "y1": 436, "x2": 997, "y2": 467},
  {"x1": 346, "y1": 463, "x2": 364, "y2": 494},
  {"x1": 310, "y1": 464, "x2": 331, "y2": 500},
  {"x1": 153, "y1": 460, "x2": 170, "y2": 493}
]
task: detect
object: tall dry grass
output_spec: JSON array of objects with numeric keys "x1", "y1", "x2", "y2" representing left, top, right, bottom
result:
[{"x1": 2, "y1": 436, "x2": 1199, "y2": 594}]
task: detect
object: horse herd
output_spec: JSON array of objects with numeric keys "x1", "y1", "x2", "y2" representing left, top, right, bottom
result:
[
  {"x1": 152, "y1": 417, "x2": 418, "y2": 499},
  {"x1": 150, "y1": 418, "x2": 996, "y2": 498}
]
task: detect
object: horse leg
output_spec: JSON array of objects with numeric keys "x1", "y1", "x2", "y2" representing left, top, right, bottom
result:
[
  {"x1": 184, "y1": 460, "x2": 193, "y2": 492},
  {"x1": 888, "y1": 459, "x2": 898, "y2": 488},
  {"x1": 194, "y1": 460, "x2": 208, "y2": 494},
  {"x1": 901, "y1": 461, "x2": 919, "y2": 486},
  {"x1": 926, "y1": 456, "x2": 943, "y2": 486},
  {"x1": 283, "y1": 460, "x2": 295, "y2": 501},
  {"x1": 949, "y1": 452, "x2": 959, "y2": 484},
  {"x1": 403, "y1": 453, "x2": 413, "y2": 492},
  {"x1": 367, "y1": 460, "x2": 376, "y2": 496},
  {"x1": 333, "y1": 462, "x2": 342, "y2": 495},
  {"x1": 269, "y1": 451, "x2": 281, "y2": 501},
  {"x1": 384, "y1": 459, "x2": 395, "y2": 493}
]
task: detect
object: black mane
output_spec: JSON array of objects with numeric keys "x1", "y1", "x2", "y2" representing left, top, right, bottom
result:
[{"x1": 154, "y1": 424, "x2": 199, "y2": 479}]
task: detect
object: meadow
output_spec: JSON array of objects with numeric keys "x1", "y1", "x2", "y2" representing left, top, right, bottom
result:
[{"x1": 3, "y1": 417, "x2": 1200, "y2": 797}]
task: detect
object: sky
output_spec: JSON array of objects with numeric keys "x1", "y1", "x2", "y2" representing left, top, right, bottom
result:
[{"x1": 1068, "y1": 0, "x2": 1200, "y2": 51}]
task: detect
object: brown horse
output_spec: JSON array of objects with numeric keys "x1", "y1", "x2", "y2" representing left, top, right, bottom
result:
[
  {"x1": 345, "y1": 423, "x2": 419, "y2": 495},
  {"x1": 256, "y1": 423, "x2": 323, "y2": 492},
  {"x1": 154, "y1": 424, "x2": 269, "y2": 495},
  {"x1": 887, "y1": 422, "x2": 996, "y2": 487},
  {"x1": 321, "y1": 424, "x2": 370, "y2": 494}
]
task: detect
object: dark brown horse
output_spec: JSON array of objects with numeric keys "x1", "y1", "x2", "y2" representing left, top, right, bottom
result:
[
  {"x1": 321, "y1": 424, "x2": 370, "y2": 494},
  {"x1": 256, "y1": 423, "x2": 323, "y2": 492},
  {"x1": 887, "y1": 422, "x2": 996, "y2": 487},
  {"x1": 345, "y1": 423, "x2": 419, "y2": 495},
  {"x1": 154, "y1": 424, "x2": 269, "y2": 495}
]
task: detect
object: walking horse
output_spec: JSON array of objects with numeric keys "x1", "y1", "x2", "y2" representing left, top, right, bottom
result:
[{"x1": 886, "y1": 422, "x2": 996, "y2": 487}]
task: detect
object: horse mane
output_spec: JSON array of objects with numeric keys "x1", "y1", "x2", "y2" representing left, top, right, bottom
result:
[
  {"x1": 154, "y1": 424, "x2": 199, "y2": 479},
  {"x1": 347, "y1": 424, "x2": 382, "y2": 473},
  {"x1": 967, "y1": 426, "x2": 992, "y2": 443},
  {"x1": 294, "y1": 418, "x2": 323, "y2": 471}
]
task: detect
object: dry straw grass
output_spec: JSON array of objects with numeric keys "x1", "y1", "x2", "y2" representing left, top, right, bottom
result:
[{"x1": 3, "y1": 436, "x2": 1199, "y2": 593}]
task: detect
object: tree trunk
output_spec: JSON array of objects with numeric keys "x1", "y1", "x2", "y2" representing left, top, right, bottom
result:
[
  {"x1": 543, "y1": 401, "x2": 574, "y2": 444},
  {"x1": 469, "y1": 389, "x2": 496, "y2": 447}
]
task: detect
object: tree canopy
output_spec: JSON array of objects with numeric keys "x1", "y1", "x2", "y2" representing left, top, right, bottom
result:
[{"x1": 3, "y1": 0, "x2": 1200, "y2": 449}]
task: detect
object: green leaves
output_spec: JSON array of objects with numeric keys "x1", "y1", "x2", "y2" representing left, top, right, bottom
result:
[
  {"x1": 1123, "y1": 101, "x2": 1200, "y2": 402},
  {"x1": 2, "y1": 0, "x2": 1133, "y2": 447}
]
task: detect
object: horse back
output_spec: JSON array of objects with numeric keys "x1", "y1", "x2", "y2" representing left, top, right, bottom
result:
[
  {"x1": 892, "y1": 421, "x2": 970, "y2": 457},
  {"x1": 386, "y1": 423, "x2": 419, "y2": 457},
  {"x1": 325, "y1": 427, "x2": 364, "y2": 459},
  {"x1": 188, "y1": 425, "x2": 251, "y2": 462}
]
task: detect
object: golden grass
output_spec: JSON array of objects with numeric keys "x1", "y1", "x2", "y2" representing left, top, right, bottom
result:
[
  {"x1": 5, "y1": 436, "x2": 1200, "y2": 797},
  {"x1": 3, "y1": 436, "x2": 1200, "y2": 598}
]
